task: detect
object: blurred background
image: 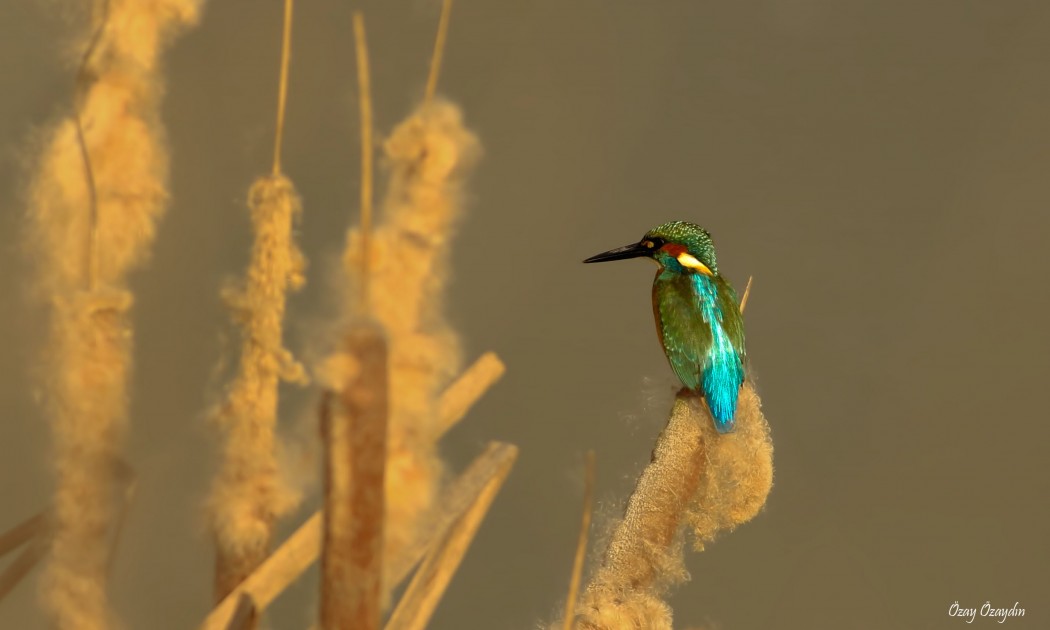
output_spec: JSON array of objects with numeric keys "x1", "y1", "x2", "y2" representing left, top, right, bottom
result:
[{"x1": 2, "y1": 1, "x2": 1049, "y2": 628}]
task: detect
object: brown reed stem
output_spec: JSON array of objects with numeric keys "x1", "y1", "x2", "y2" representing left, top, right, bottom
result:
[
  {"x1": 562, "y1": 451, "x2": 596, "y2": 630},
  {"x1": 272, "y1": 0, "x2": 295, "y2": 176},
  {"x1": 424, "y1": 0, "x2": 454, "y2": 106},
  {"x1": 321, "y1": 323, "x2": 389, "y2": 630},
  {"x1": 385, "y1": 442, "x2": 518, "y2": 630}
]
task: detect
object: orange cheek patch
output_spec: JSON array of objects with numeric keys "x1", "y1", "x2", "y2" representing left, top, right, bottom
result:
[{"x1": 660, "y1": 243, "x2": 687, "y2": 257}]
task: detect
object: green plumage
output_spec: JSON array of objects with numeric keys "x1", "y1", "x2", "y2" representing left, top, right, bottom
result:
[{"x1": 653, "y1": 272, "x2": 746, "y2": 391}]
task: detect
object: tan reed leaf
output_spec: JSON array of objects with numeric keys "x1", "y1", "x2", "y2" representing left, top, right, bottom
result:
[
  {"x1": 384, "y1": 442, "x2": 519, "y2": 630},
  {"x1": 435, "y1": 351, "x2": 505, "y2": 437},
  {"x1": 0, "y1": 511, "x2": 48, "y2": 560},
  {"x1": 385, "y1": 434, "x2": 514, "y2": 590},
  {"x1": 199, "y1": 513, "x2": 322, "y2": 630},
  {"x1": 224, "y1": 594, "x2": 256, "y2": 630},
  {"x1": 0, "y1": 535, "x2": 49, "y2": 603}
]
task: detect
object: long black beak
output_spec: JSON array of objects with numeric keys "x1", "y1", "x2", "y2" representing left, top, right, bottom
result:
[{"x1": 582, "y1": 240, "x2": 651, "y2": 263}]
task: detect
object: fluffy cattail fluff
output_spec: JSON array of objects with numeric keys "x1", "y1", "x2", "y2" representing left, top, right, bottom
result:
[
  {"x1": 25, "y1": 1, "x2": 202, "y2": 627},
  {"x1": 687, "y1": 383, "x2": 774, "y2": 549},
  {"x1": 570, "y1": 384, "x2": 773, "y2": 629},
  {"x1": 332, "y1": 98, "x2": 481, "y2": 597},
  {"x1": 208, "y1": 174, "x2": 307, "y2": 601}
]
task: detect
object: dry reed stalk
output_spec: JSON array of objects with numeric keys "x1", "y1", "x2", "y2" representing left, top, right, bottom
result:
[
  {"x1": 26, "y1": 1, "x2": 202, "y2": 627},
  {"x1": 562, "y1": 452, "x2": 597, "y2": 630},
  {"x1": 424, "y1": 0, "x2": 454, "y2": 107},
  {"x1": 385, "y1": 435, "x2": 512, "y2": 589},
  {"x1": 0, "y1": 512, "x2": 48, "y2": 559},
  {"x1": 207, "y1": 0, "x2": 305, "y2": 608},
  {"x1": 0, "y1": 536, "x2": 49, "y2": 602},
  {"x1": 320, "y1": 323, "x2": 389, "y2": 630},
  {"x1": 385, "y1": 442, "x2": 518, "y2": 630}
]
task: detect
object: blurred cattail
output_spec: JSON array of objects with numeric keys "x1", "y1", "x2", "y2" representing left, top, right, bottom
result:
[
  {"x1": 207, "y1": 174, "x2": 307, "y2": 601},
  {"x1": 207, "y1": 0, "x2": 306, "y2": 612},
  {"x1": 334, "y1": 98, "x2": 481, "y2": 598},
  {"x1": 25, "y1": 1, "x2": 202, "y2": 628}
]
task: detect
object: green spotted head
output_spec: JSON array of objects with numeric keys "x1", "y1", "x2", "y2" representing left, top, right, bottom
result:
[{"x1": 583, "y1": 220, "x2": 719, "y2": 276}]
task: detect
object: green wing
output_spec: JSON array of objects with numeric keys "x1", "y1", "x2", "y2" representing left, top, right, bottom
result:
[
  {"x1": 652, "y1": 273, "x2": 748, "y2": 391},
  {"x1": 652, "y1": 272, "x2": 711, "y2": 390}
]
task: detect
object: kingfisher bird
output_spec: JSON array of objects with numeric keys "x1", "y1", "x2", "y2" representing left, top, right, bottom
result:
[{"x1": 584, "y1": 221, "x2": 747, "y2": 433}]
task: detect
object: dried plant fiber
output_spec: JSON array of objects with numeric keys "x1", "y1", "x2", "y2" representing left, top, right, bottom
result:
[
  {"x1": 25, "y1": 1, "x2": 204, "y2": 628},
  {"x1": 209, "y1": 174, "x2": 306, "y2": 601}
]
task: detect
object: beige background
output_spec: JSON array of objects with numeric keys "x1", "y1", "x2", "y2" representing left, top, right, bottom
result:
[{"x1": 2, "y1": 1, "x2": 1049, "y2": 628}]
